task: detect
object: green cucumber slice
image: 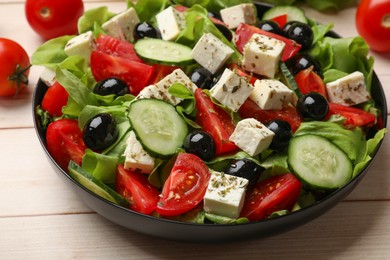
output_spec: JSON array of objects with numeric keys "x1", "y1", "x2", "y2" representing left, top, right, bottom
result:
[
  {"x1": 68, "y1": 161, "x2": 129, "y2": 206},
  {"x1": 134, "y1": 38, "x2": 193, "y2": 65},
  {"x1": 288, "y1": 134, "x2": 353, "y2": 190},
  {"x1": 263, "y1": 6, "x2": 307, "y2": 24},
  {"x1": 128, "y1": 99, "x2": 188, "y2": 158}
]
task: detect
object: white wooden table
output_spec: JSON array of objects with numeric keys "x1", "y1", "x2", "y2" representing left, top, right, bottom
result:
[{"x1": 1, "y1": 1, "x2": 390, "y2": 259}]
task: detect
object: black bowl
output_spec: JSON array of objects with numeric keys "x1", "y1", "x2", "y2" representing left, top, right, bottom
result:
[{"x1": 32, "y1": 3, "x2": 387, "y2": 242}]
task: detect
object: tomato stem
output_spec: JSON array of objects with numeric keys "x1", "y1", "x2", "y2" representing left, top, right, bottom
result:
[
  {"x1": 383, "y1": 14, "x2": 390, "y2": 28},
  {"x1": 8, "y1": 64, "x2": 31, "y2": 97}
]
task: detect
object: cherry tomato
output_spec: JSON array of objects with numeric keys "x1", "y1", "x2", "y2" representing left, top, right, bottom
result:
[
  {"x1": 41, "y1": 82, "x2": 69, "y2": 117},
  {"x1": 240, "y1": 173, "x2": 302, "y2": 221},
  {"x1": 194, "y1": 88, "x2": 238, "y2": 155},
  {"x1": 116, "y1": 165, "x2": 160, "y2": 215},
  {"x1": 327, "y1": 103, "x2": 377, "y2": 127},
  {"x1": 238, "y1": 99, "x2": 302, "y2": 132},
  {"x1": 46, "y1": 119, "x2": 87, "y2": 170},
  {"x1": 0, "y1": 38, "x2": 30, "y2": 97},
  {"x1": 156, "y1": 153, "x2": 210, "y2": 216},
  {"x1": 25, "y1": 0, "x2": 84, "y2": 40},
  {"x1": 90, "y1": 51, "x2": 155, "y2": 95},
  {"x1": 96, "y1": 34, "x2": 144, "y2": 63},
  {"x1": 356, "y1": 0, "x2": 390, "y2": 52},
  {"x1": 235, "y1": 23, "x2": 301, "y2": 62},
  {"x1": 294, "y1": 66, "x2": 327, "y2": 97}
]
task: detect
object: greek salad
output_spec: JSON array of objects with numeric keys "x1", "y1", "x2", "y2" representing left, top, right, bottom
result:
[{"x1": 33, "y1": 0, "x2": 386, "y2": 224}]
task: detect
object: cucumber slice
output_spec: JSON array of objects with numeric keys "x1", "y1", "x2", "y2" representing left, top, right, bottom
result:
[
  {"x1": 128, "y1": 99, "x2": 188, "y2": 158},
  {"x1": 288, "y1": 135, "x2": 352, "y2": 190},
  {"x1": 134, "y1": 38, "x2": 193, "y2": 65},
  {"x1": 68, "y1": 161, "x2": 129, "y2": 206},
  {"x1": 263, "y1": 6, "x2": 307, "y2": 24}
]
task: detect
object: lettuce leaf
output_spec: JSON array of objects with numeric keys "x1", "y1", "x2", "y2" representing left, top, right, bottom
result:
[
  {"x1": 82, "y1": 149, "x2": 119, "y2": 184},
  {"x1": 127, "y1": 0, "x2": 170, "y2": 22},
  {"x1": 172, "y1": 0, "x2": 252, "y2": 13},
  {"x1": 78, "y1": 6, "x2": 115, "y2": 34},
  {"x1": 31, "y1": 36, "x2": 74, "y2": 68}
]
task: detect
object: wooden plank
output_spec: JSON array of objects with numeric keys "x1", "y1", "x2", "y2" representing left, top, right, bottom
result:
[{"x1": 1, "y1": 201, "x2": 390, "y2": 259}]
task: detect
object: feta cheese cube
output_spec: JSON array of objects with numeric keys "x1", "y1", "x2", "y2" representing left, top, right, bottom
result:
[
  {"x1": 102, "y1": 7, "x2": 140, "y2": 43},
  {"x1": 156, "y1": 6, "x2": 186, "y2": 41},
  {"x1": 229, "y1": 118, "x2": 275, "y2": 156},
  {"x1": 220, "y1": 4, "x2": 257, "y2": 29},
  {"x1": 136, "y1": 69, "x2": 197, "y2": 105},
  {"x1": 250, "y1": 79, "x2": 293, "y2": 110},
  {"x1": 64, "y1": 31, "x2": 96, "y2": 63},
  {"x1": 39, "y1": 67, "x2": 56, "y2": 86},
  {"x1": 123, "y1": 131, "x2": 155, "y2": 174},
  {"x1": 242, "y1": 34, "x2": 285, "y2": 78},
  {"x1": 210, "y1": 68, "x2": 254, "y2": 112},
  {"x1": 326, "y1": 71, "x2": 371, "y2": 106},
  {"x1": 204, "y1": 170, "x2": 249, "y2": 219},
  {"x1": 191, "y1": 33, "x2": 234, "y2": 74}
]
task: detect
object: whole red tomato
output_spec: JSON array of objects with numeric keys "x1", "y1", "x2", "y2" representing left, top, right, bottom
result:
[
  {"x1": 25, "y1": 0, "x2": 84, "y2": 40},
  {"x1": 356, "y1": 0, "x2": 390, "y2": 52},
  {"x1": 0, "y1": 38, "x2": 30, "y2": 97}
]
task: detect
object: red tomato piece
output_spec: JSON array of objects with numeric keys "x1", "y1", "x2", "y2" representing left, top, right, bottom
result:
[
  {"x1": 156, "y1": 153, "x2": 211, "y2": 216},
  {"x1": 90, "y1": 51, "x2": 155, "y2": 95},
  {"x1": 25, "y1": 0, "x2": 84, "y2": 40},
  {"x1": 116, "y1": 165, "x2": 160, "y2": 215},
  {"x1": 227, "y1": 63, "x2": 260, "y2": 85},
  {"x1": 327, "y1": 103, "x2": 377, "y2": 127},
  {"x1": 235, "y1": 23, "x2": 301, "y2": 61},
  {"x1": 148, "y1": 64, "x2": 180, "y2": 85},
  {"x1": 41, "y1": 82, "x2": 69, "y2": 117},
  {"x1": 238, "y1": 99, "x2": 302, "y2": 132},
  {"x1": 294, "y1": 66, "x2": 327, "y2": 97},
  {"x1": 356, "y1": 0, "x2": 390, "y2": 52},
  {"x1": 194, "y1": 88, "x2": 238, "y2": 155},
  {"x1": 96, "y1": 34, "x2": 144, "y2": 63},
  {"x1": 46, "y1": 119, "x2": 86, "y2": 170},
  {"x1": 240, "y1": 173, "x2": 302, "y2": 221},
  {"x1": 271, "y1": 14, "x2": 288, "y2": 28}
]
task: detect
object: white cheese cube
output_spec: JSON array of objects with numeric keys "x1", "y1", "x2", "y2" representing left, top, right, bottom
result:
[
  {"x1": 191, "y1": 33, "x2": 234, "y2": 74},
  {"x1": 242, "y1": 34, "x2": 285, "y2": 78},
  {"x1": 220, "y1": 3, "x2": 257, "y2": 29},
  {"x1": 326, "y1": 71, "x2": 371, "y2": 106},
  {"x1": 102, "y1": 7, "x2": 140, "y2": 43},
  {"x1": 64, "y1": 31, "x2": 96, "y2": 63},
  {"x1": 136, "y1": 69, "x2": 197, "y2": 105},
  {"x1": 156, "y1": 6, "x2": 186, "y2": 41},
  {"x1": 229, "y1": 118, "x2": 275, "y2": 156},
  {"x1": 250, "y1": 79, "x2": 293, "y2": 110},
  {"x1": 210, "y1": 68, "x2": 254, "y2": 112},
  {"x1": 39, "y1": 67, "x2": 56, "y2": 86},
  {"x1": 204, "y1": 170, "x2": 249, "y2": 219},
  {"x1": 123, "y1": 131, "x2": 155, "y2": 174}
]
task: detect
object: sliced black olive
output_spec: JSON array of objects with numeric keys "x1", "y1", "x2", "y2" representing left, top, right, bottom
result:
[
  {"x1": 215, "y1": 23, "x2": 233, "y2": 42},
  {"x1": 190, "y1": 68, "x2": 214, "y2": 89},
  {"x1": 83, "y1": 113, "x2": 119, "y2": 151},
  {"x1": 134, "y1": 22, "x2": 160, "y2": 40},
  {"x1": 296, "y1": 92, "x2": 329, "y2": 121},
  {"x1": 265, "y1": 119, "x2": 293, "y2": 151},
  {"x1": 183, "y1": 130, "x2": 216, "y2": 161},
  {"x1": 93, "y1": 77, "x2": 129, "y2": 96},
  {"x1": 257, "y1": 20, "x2": 284, "y2": 36},
  {"x1": 284, "y1": 22, "x2": 314, "y2": 51},
  {"x1": 286, "y1": 54, "x2": 323, "y2": 78},
  {"x1": 224, "y1": 158, "x2": 263, "y2": 189}
]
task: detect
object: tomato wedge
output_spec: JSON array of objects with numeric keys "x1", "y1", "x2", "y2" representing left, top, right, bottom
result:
[
  {"x1": 235, "y1": 23, "x2": 301, "y2": 61},
  {"x1": 46, "y1": 119, "x2": 86, "y2": 170},
  {"x1": 271, "y1": 14, "x2": 288, "y2": 28},
  {"x1": 156, "y1": 153, "x2": 210, "y2": 216},
  {"x1": 90, "y1": 51, "x2": 155, "y2": 95},
  {"x1": 41, "y1": 81, "x2": 69, "y2": 117},
  {"x1": 327, "y1": 103, "x2": 376, "y2": 127},
  {"x1": 195, "y1": 88, "x2": 238, "y2": 155},
  {"x1": 238, "y1": 99, "x2": 302, "y2": 132},
  {"x1": 148, "y1": 64, "x2": 180, "y2": 85},
  {"x1": 240, "y1": 173, "x2": 302, "y2": 221},
  {"x1": 116, "y1": 165, "x2": 160, "y2": 215},
  {"x1": 96, "y1": 34, "x2": 143, "y2": 63},
  {"x1": 294, "y1": 66, "x2": 327, "y2": 97}
]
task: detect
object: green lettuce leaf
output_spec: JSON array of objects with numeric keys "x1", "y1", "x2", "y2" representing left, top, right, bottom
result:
[
  {"x1": 78, "y1": 6, "x2": 115, "y2": 34},
  {"x1": 172, "y1": 0, "x2": 252, "y2": 13},
  {"x1": 31, "y1": 36, "x2": 74, "y2": 68},
  {"x1": 82, "y1": 149, "x2": 119, "y2": 184},
  {"x1": 127, "y1": 0, "x2": 170, "y2": 22},
  {"x1": 305, "y1": 0, "x2": 358, "y2": 12}
]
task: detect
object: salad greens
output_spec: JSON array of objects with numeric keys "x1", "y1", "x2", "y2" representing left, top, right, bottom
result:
[{"x1": 260, "y1": 0, "x2": 358, "y2": 12}]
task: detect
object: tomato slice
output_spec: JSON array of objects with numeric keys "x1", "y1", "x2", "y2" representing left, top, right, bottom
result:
[
  {"x1": 227, "y1": 63, "x2": 260, "y2": 85},
  {"x1": 90, "y1": 51, "x2": 155, "y2": 95},
  {"x1": 195, "y1": 88, "x2": 238, "y2": 155},
  {"x1": 148, "y1": 64, "x2": 180, "y2": 85},
  {"x1": 235, "y1": 23, "x2": 301, "y2": 61},
  {"x1": 116, "y1": 165, "x2": 160, "y2": 215},
  {"x1": 41, "y1": 81, "x2": 69, "y2": 117},
  {"x1": 240, "y1": 173, "x2": 302, "y2": 221},
  {"x1": 156, "y1": 153, "x2": 210, "y2": 216},
  {"x1": 294, "y1": 66, "x2": 327, "y2": 97},
  {"x1": 96, "y1": 34, "x2": 143, "y2": 63},
  {"x1": 46, "y1": 119, "x2": 86, "y2": 170},
  {"x1": 327, "y1": 103, "x2": 376, "y2": 127},
  {"x1": 238, "y1": 99, "x2": 302, "y2": 132},
  {"x1": 271, "y1": 14, "x2": 288, "y2": 28}
]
